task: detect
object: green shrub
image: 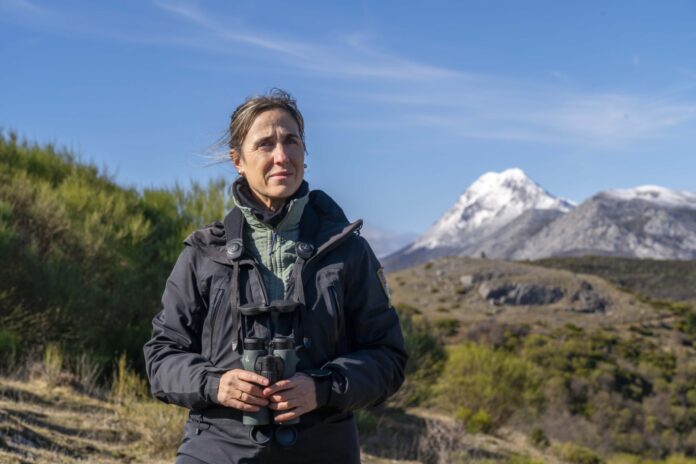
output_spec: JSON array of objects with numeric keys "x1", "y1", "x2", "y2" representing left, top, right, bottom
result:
[
  {"x1": 455, "y1": 406, "x2": 493, "y2": 433},
  {"x1": 607, "y1": 454, "x2": 696, "y2": 464},
  {"x1": 507, "y1": 455, "x2": 545, "y2": 464},
  {"x1": 111, "y1": 353, "x2": 149, "y2": 403},
  {"x1": 433, "y1": 318, "x2": 460, "y2": 337},
  {"x1": 392, "y1": 305, "x2": 445, "y2": 406},
  {"x1": 0, "y1": 329, "x2": 20, "y2": 364},
  {"x1": 553, "y1": 442, "x2": 604, "y2": 464},
  {"x1": 529, "y1": 427, "x2": 550, "y2": 448},
  {"x1": 434, "y1": 342, "x2": 541, "y2": 431},
  {"x1": 355, "y1": 409, "x2": 379, "y2": 435},
  {"x1": 43, "y1": 342, "x2": 64, "y2": 385}
]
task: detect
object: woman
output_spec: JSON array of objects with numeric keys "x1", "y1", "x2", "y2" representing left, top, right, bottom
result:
[{"x1": 144, "y1": 89, "x2": 407, "y2": 464}]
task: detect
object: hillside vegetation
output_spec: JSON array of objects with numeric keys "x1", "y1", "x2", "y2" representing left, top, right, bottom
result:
[
  {"x1": 0, "y1": 131, "x2": 233, "y2": 372},
  {"x1": 388, "y1": 257, "x2": 696, "y2": 459}
]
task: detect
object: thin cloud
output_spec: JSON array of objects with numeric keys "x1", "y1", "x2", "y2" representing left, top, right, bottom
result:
[
  {"x1": 153, "y1": 0, "x2": 459, "y2": 81},
  {"x1": 539, "y1": 94, "x2": 696, "y2": 141},
  {"x1": 341, "y1": 79, "x2": 696, "y2": 146}
]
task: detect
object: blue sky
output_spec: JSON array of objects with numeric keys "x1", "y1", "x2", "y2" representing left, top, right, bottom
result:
[{"x1": 2, "y1": 0, "x2": 696, "y2": 234}]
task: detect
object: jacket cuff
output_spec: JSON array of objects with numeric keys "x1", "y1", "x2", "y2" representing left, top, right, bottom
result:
[
  {"x1": 205, "y1": 372, "x2": 222, "y2": 405},
  {"x1": 314, "y1": 375, "x2": 332, "y2": 408}
]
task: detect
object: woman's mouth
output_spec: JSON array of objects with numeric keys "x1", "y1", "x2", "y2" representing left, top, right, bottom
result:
[{"x1": 269, "y1": 171, "x2": 293, "y2": 179}]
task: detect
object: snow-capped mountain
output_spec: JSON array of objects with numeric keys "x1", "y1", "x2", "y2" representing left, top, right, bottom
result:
[
  {"x1": 511, "y1": 186, "x2": 696, "y2": 260},
  {"x1": 383, "y1": 172, "x2": 696, "y2": 271},
  {"x1": 383, "y1": 168, "x2": 573, "y2": 269},
  {"x1": 409, "y1": 168, "x2": 573, "y2": 251}
]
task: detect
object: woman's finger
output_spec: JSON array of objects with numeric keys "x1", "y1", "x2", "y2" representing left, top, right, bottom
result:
[
  {"x1": 233, "y1": 378, "x2": 266, "y2": 398},
  {"x1": 239, "y1": 391, "x2": 269, "y2": 406},
  {"x1": 235, "y1": 369, "x2": 270, "y2": 387},
  {"x1": 229, "y1": 399, "x2": 261, "y2": 412},
  {"x1": 262, "y1": 379, "x2": 293, "y2": 397},
  {"x1": 274, "y1": 408, "x2": 302, "y2": 423},
  {"x1": 268, "y1": 400, "x2": 292, "y2": 411}
]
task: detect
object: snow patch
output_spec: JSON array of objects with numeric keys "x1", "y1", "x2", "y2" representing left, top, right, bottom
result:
[{"x1": 604, "y1": 185, "x2": 696, "y2": 210}]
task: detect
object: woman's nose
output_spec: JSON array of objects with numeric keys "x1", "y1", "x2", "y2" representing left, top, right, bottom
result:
[{"x1": 271, "y1": 144, "x2": 290, "y2": 163}]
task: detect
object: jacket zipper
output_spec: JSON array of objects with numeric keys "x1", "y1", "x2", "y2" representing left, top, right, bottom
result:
[{"x1": 269, "y1": 231, "x2": 277, "y2": 271}]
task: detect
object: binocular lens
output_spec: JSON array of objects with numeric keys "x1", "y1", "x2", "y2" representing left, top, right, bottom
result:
[
  {"x1": 249, "y1": 425, "x2": 273, "y2": 445},
  {"x1": 274, "y1": 426, "x2": 298, "y2": 448}
]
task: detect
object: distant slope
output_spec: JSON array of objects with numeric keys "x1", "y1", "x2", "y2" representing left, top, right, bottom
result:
[
  {"x1": 386, "y1": 255, "x2": 658, "y2": 331},
  {"x1": 529, "y1": 256, "x2": 696, "y2": 302},
  {"x1": 472, "y1": 209, "x2": 565, "y2": 259}
]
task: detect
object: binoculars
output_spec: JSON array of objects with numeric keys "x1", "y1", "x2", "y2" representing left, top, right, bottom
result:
[{"x1": 241, "y1": 336, "x2": 299, "y2": 446}]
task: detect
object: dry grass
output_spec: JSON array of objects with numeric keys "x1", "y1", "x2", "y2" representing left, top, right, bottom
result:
[
  {"x1": 0, "y1": 374, "x2": 186, "y2": 464},
  {"x1": 0, "y1": 372, "x2": 561, "y2": 464}
]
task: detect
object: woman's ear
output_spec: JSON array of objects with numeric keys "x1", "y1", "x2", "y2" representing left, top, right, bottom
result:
[{"x1": 230, "y1": 149, "x2": 243, "y2": 175}]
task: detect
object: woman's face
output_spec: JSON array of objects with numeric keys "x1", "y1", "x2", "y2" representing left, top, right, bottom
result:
[{"x1": 233, "y1": 109, "x2": 305, "y2": 210}]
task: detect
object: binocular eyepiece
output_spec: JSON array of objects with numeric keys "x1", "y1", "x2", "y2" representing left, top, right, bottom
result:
[{"x1": 241, "y1": 336, "x2": 300, "y2": 447}]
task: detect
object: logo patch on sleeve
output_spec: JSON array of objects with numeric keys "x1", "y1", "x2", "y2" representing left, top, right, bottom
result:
[{"x1": 376, "y1": 267, "x2": 391, "y2": 304}]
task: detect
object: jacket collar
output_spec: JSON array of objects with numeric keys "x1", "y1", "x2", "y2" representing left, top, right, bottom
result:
[
  {"x1": 231, "y1": 178, "x2": 310, "y2": 228},
  {"x1": 237, "y1": 191, "x2": 309, "y2": 235},
  {"x1": 185, "y1": 189, "x2": 361, "y2": 266}
]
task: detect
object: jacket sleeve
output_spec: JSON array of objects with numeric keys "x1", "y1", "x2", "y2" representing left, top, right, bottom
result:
[
  {"x1": 143, "y1": 245, "x2": 222, "y2": 410},
  {"x1": 320, "y1": 236, "x2": 408, "y2": 411}
]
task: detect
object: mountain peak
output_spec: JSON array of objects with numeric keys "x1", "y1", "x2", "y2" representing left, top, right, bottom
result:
[
  {"x1": 470, "y1": 168, "x2": 533, "y2": 191},
  {"x1": 410, "y1": 168, "x2": 573, "y2": 250}
]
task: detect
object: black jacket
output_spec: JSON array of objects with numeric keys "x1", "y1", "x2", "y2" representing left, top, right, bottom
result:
[{"x1": 143, "y1": 189, "x2": 406, "y2": 427}]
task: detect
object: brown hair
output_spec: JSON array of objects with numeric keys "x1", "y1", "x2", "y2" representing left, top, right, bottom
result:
[{"x1": 226, "y1": 88, "x2": 306, "y2": 163}]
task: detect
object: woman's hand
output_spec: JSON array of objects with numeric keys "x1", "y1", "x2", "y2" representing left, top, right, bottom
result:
[
  {"x1": 263, "y1": 373, "x2": 318, "y2": 423},
  {"x1": 217, "y1": 369, "x2": 270, "y2": 411}
]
